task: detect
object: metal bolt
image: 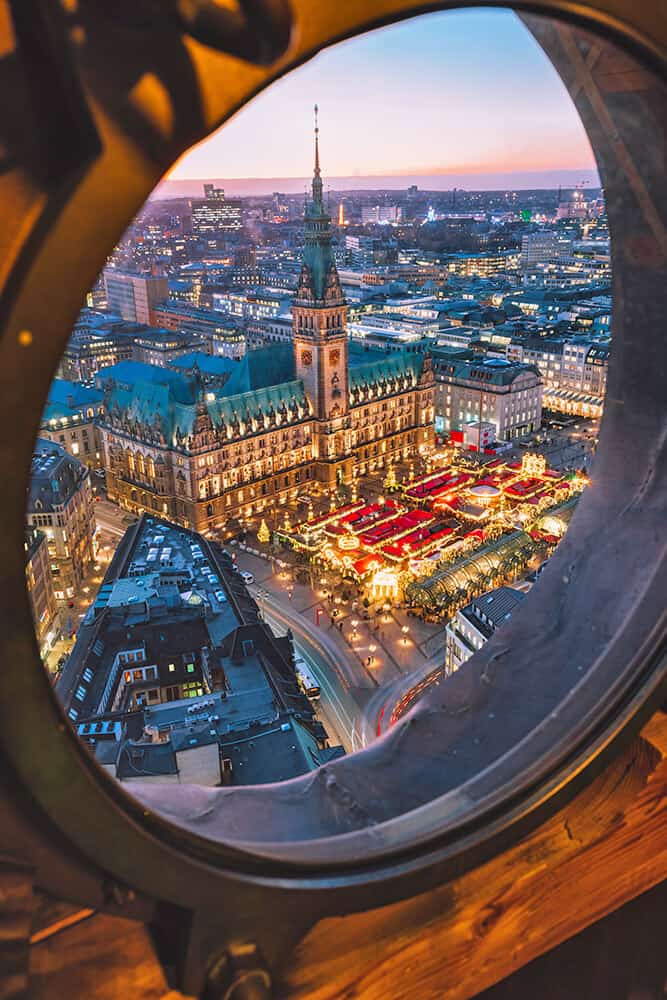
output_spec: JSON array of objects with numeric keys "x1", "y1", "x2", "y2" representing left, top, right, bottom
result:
[{"x1": 203, "y1": 943, "x2": 272, "y2": 1000}]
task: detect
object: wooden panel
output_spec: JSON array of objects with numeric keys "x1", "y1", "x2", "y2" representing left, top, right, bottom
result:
[
  {"x1": 279, "y1": 716, "x2": 667, "y2": 1000},
  {"x1": 23, "y1": 715, "x2": 667, "y2": 999},
  {"x1": 0, "y1": 859, "x2": 33, "y2": 1000},
  {"x1": 29, "y1": 913, "x2": 191, "y2": 1000}
]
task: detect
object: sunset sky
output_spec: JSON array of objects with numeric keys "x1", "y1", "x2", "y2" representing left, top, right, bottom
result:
[{"x1": 165, "y1": 9, "x2": 598, "y2": 193}]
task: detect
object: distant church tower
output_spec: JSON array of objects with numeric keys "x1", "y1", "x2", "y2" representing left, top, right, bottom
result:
[{"x1": 293, "y1": 107, "x2": 352, "y2": 486}]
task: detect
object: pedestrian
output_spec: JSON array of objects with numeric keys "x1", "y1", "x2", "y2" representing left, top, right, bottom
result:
[{"x1": 338, "y1": 621, "x2": 343, "y2": 632}]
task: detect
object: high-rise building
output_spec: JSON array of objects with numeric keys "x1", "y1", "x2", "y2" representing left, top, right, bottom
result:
[
  {"x1": 521, "y1": 231, "x2": 559, "y2": 268},
  {"x1": 361, "y1": 204, "x2": 402, "y2": 224},
  {"x1": 191, "y1": 185, "x2": 243, "y2": 234},
  {"x1": 103, "y1": 270, "x2": 169, "y2": 325},
  {"x1": 26, "y1": 440, "x2": 96, "y2": 603}
]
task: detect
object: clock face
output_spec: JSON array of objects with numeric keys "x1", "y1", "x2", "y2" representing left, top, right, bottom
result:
[
  {"x1": 329, "y1": 349, "x2": 340, "y2": 365},
  {"x1": 301, "y1": 350, "x2": 313, "y2": 366}
]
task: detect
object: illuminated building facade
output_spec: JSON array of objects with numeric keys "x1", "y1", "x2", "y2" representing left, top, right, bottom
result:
[
  {"x1": 26, "y1": 440, "x2": 96, "y2": 602},
  {"x1": 25, "y1": 527, "x2": 59, "y2": 656},
  {"x1": 434, "y1": 353, "x2": 543, "y2": 443},
  {"x1": 58, "y1": 310, "x2": 141, "y2": 384},
  {"x1": 191, "y1": 185, "x2": 243, "y2": 234},
  {"x1": 150, "y1": 301, "x2": 246, "y2": 359},
  {"x1": 444, "y1": 586, "x2": 524, "y2": 676},
  {"x1": 40, "y1": 379, "x2": 104, "y2": 470},
  {"x1": 133, "y1": 330, "x2": 196, "y2": 367},
  {"x1": 103, "y1": 270, "x2": 169, "y2": 325}
]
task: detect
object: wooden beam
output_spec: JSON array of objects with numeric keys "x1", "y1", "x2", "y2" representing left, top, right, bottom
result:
[
  {"x1": 0, "y1": 859, "x2": 33, "y2": 1000},
  {"x1": 24, "y1": 715, "x2": 667, "y2": 999},
  {"x1": 279, "y1": 715, "x2": 667, "y2": 1000}
]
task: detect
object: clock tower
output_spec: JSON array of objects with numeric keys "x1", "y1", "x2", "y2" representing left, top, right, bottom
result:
[{"x1": 293, "y1": 107, "x2": 352, "y2": 486}]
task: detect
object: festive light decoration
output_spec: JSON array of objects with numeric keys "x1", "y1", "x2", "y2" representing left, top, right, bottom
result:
[
  {"x1": 257, "y1": 519, "x2": 270, "y2": 544},
  {"x1": 371, "y1": 568, "x2": 400, "y2": 601},
  {"x1": 521, "y1": 452, "x2": 547, "y2": 477},
  {"x1": 383, "y1": 464, "x2": 398, "y2": 492},
  {"x1": 338, "y1": 532, "x2": 360, "y2": 551}
]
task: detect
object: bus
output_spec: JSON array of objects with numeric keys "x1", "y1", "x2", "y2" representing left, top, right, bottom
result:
[{"x1": 295, "y1": 657, "x2": 321, "y2": 701}]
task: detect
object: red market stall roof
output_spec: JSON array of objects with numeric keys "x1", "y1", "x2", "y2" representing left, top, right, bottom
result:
[
  {"x1": 382, "y1": 523, "x2": 455, "y2": 560},
  {"x1": 360, "y1": 509, "x2": 434, "y2": 548},
  {"x1": 333, "y1": 500, "x2": 402, "y2": 533},
  {"x1": 464, "y1": 528, "x2": 485, "y2": 541},
  {"x1": 504, "y1": 477, "x2": 544, "y2": 498},
  {"x1": 405, "y1": 472, "x2": 474, "y2": 502},
  {"x1": 299, "y1": 499, "x2": 365, "y2": 532},
  {"x1": 352, "y1": 553, "x2": 384, "y2": 577}
]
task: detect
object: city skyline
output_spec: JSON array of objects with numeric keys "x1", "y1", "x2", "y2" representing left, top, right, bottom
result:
[{"x1": 164, "y1": 9, "x2": 598, "y2": 193}]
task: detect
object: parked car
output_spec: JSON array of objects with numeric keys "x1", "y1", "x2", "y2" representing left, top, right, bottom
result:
[
  {"x1": 240, "y1": 571, "x2": 254, "y2": 585},
  {"x1": 214, "y1": 590, "x2": 228, "y2": 604},
  {"x1": 94, "y1": 469, "x2": 105, "y2": 479}
]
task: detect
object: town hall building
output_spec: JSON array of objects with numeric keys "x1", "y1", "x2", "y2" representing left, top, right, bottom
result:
[{"x1": 98, "y1": 114, "x2": 435, "y2": 533}]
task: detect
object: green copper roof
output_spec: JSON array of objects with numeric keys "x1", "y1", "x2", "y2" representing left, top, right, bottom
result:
[
  {"x1": 107, "y1": 378, "x2": 197, "y2": 444},
  {"x1": 104, "y1": 359, "x2": 310, "y2": 448},
  {"x1": 220, "y1": 343, "x2": 295, "y2": 396},
  {"x1": 348, "y1": 349, "x2": 425, "y2": 394},
  {"x1": 207, "y1": 380, "x2": 310, "y2": 431},
  {"x1": 295, "y1": 109, "x2": 343, "y2": 303}
]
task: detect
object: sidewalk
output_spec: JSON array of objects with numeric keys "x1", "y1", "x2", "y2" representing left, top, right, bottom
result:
[{"x1": 231, "y1": 547, "x2": 445, "y2": 689}]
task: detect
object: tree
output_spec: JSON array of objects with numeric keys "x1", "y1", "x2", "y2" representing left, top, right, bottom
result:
[
  {"x1": 383, "y1": 464, "x2": 398, "y2": 492},
  {"x1": 257, "y1": 519, "x2": 270, "y2": 544}
]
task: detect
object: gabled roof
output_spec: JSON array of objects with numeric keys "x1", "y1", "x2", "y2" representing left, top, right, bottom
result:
[
  {"x1": 107, "y1": 377, "x2": 197, "y2": 443},
  {"x1": 28, "y1": 439, "x2": 87, "y2": 511},
  {"x1": 206, "y1": 380, "x2": 309, "y2": 429},
  {"x1": 348, "y1": 347, "x2": 425, "y2": 394}
]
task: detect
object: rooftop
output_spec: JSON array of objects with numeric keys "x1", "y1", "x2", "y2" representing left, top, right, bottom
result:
[
  {"x1": 61, "y1": 514, "x2": 342, "y2": 784},
  {"x1": 461, "y1": 586, "x2": 526, "y2": 640},
  {"x1": 28, "y1": 439, "x2": 88, "y2": 512}
]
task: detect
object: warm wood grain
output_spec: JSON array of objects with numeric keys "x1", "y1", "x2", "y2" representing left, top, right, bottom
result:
[
  {"x1": 29, "y1": 913, "x2": 192, "y2": 1000},
  {"x1": 24, "y1": 714, "x2": 667, "y2": 1000},
  {"x1": 0, "y1": 860, "x2": 33, "y2": 1000},
  {"x1": 279, "y1": 716, "x2": 667, "y2": 1000}
]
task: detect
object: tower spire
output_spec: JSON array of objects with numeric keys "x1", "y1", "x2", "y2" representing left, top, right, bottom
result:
[{"x1": 312, "y1": 103, "x2": 323, "y2": 210}]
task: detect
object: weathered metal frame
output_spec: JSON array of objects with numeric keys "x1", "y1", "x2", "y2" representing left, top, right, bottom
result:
[{"x1": 0, "y1": 0, "x2": 664, "y2": 994}]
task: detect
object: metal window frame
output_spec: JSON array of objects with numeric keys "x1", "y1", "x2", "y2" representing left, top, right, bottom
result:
[{"x1": 0, "y1": 0, "x2": 664, "y2": 994}]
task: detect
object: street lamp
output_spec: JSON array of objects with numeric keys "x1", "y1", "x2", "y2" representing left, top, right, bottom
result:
[
  {"x1": 401, "y1": 625, "x2": 410, "y2": 646},
  {"x1": 368, "y1": 643, "x2": 377, "y2": 666}
]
